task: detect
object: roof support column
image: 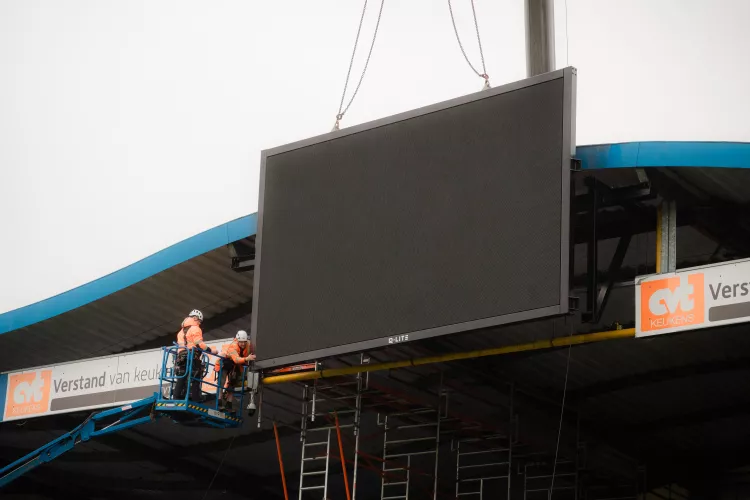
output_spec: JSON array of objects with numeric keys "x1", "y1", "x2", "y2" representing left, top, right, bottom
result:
[{"x1": 656, "y1": 200, "x2": 677, "y2": 273}]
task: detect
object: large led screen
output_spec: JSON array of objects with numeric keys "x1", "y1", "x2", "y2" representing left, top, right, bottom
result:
[{"x1": 253, "y1": 68, "x2": 576, "y2": 367}]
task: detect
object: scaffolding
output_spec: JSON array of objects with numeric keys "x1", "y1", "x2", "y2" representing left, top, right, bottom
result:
[
  {"x1": 453, "y1": 384, "x2": 516, "y2": 499},
  {"x1": 377, "y1": 390, "x2": 448, "y2": 500},
  {"x1": 572, "y1": 423, "x2": 648, "y2": 500},
  {"x1": 293, "y1": 353, "x2": 375, "y2": 500},
  {"x1": 454, "y1": 434, "x2": 512, "y2": 498},
  {"x1": 297, "y1": 373, "x2": 363, "y2": 499},
  {"x1": 289, "y1": 364, "x2": 653, "y2": 500},
  {"x1": 523, "y1": 457, "x2": 580, "y2": 500}
]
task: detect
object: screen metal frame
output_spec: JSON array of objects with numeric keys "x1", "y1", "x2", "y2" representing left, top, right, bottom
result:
[{"x1": 253, "y1": 67, "x2": 577, "y2": 368}]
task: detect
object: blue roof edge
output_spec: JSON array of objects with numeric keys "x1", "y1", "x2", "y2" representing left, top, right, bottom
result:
[
  {"x1": 577, "y1": 141, "x2": 750, "y2": 170},
  {"x1": 0, "y1": 213, "x2": 258, "y2": 335}
]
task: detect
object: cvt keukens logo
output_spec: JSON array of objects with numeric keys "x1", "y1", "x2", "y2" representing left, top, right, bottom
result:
[{"x1": 640, "y1": 273, "x2": 705, "y2": 333}]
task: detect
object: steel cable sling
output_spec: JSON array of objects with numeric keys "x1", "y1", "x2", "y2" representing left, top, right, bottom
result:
[
  {"x1": 448, "y1": 0, "x2": 491, "y2": 90},
  {"x1": 332, "y1": 0, "x2": 386, "y2": 131}
]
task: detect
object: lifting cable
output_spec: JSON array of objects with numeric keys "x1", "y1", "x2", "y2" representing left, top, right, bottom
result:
[
  {"x1": 549, "y1": 319, "x2": 574, "y2": 499},
  {"x1": 202, "y1": 434, "x2": 236, "y2": 500},
  {"x1": 332, "y1": 0, "x2": 386, "y2": 131},
  {"x1": 448, "y1": 0, "x2": 491, "y2": 89}
]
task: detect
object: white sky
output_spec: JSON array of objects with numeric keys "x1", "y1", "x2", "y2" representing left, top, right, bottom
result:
[{"x1": 1, "y1": 0, "x2": 749, "y2": 314}]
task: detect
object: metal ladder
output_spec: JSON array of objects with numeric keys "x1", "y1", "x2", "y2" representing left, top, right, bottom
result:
[
  {"x1": 299, "y1": 426, "x2": 334, "y2": 499},
  {"x1": 454, "y1": 434, "x2": 512, "y2": 499},
  {"x1": 378, "y1": 391, "x2": 448, "y2": 500},
  {"x1": 298, "y1": 372, "x2": 364, "y2": 499}
]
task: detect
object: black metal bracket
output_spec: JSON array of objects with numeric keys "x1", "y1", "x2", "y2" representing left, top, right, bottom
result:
[
  {"x1": 581, "y1": 176, "x2": 635, "y2": 323},
  {"x1": 568, "y1": 295, "x2": 580, "y2": 312},
  {"x1": 231, "y1": 256, "x2": 255, "y2": 272},
  {"x1": 574, "y1": 179, "x2": 653, "y2": 213},
  {"x1": 593, "y1": 232, "x2": 632, "y2": 324},
  {"x1": 229, "y1": 241, "x2": 256, "y2": 273},
  {"x1": 583, "y1": 177, "x2": 599, "y2": 322},
  {"x1": 571, "y1": 158, "x2": 582, "y2": 172}
]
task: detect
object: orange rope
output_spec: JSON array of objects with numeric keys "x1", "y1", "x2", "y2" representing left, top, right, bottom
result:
[
  {"x1": 273, "y1": 421, "x2": 289, "y2": 500},
  {"x1": 334, "y1": 411, "x2": 352, "y2": 500}
]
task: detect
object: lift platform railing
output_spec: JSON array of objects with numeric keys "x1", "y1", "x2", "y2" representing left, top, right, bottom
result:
[
  {"x1": 160, "y1": 343, "x2": 218, "y2": 396},
  {"x1": 158, "y1": 344, "x2": 249, "y2": 423}
]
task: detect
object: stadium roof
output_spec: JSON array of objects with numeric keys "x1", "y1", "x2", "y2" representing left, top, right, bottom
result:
[
  {"x1": 1, "y1": 141, "x2": 750, "y2": 372},
  {"x1": 3, "y1": 141, "x2": 750, "y2": 499},
  {"x1": 0, "y1": 214, "x2": 257, "y2": 372},
  {"x1": 2, "y1": 141, "x2": 749, "y2": 338},
  {"x1": 0, "y1": 214, "x2": 257, "y2": 336}
]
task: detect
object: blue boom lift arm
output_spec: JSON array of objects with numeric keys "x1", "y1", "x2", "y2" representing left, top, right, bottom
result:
[
  {"x1": 0, "y1": 345, "x2": 256, "y2": 489},
  {"x1": 0, "y1": 395, "x2": 157, "y2": 488}
]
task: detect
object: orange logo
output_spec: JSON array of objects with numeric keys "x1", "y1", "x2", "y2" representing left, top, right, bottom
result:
[
  {"x1": 4, "y1": 370, "x2": 52, "y2": 419},
  {"x1": 640, "y1": 273, "x2": 704, "y2": 333}
]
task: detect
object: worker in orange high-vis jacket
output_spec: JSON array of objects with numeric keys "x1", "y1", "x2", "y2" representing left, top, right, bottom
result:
[
  {"x1": 174, "y1": 309, "x2": 216, "y2": 401},
  {"x1": 215, "y1": 330, "x2": 256, "y2": 411}
]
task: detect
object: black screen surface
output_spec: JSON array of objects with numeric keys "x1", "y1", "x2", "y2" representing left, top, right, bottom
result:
[{"x1": 254, "y1": 70, "x2": 574, "y2": 365}]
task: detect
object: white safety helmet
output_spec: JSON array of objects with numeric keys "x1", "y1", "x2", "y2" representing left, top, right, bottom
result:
[
  {"x1": 236, "y1": 330, "x2": 249, "y2": 342},
  {"x1": 189, "y1": 309, "x2": 204, "y2": 322}
]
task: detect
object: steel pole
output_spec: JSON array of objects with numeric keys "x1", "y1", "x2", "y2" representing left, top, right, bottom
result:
[{"x1": 525, "y1": 0, "x2": 556, "y2": 76}]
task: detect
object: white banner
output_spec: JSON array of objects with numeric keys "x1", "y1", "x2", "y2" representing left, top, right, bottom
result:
[
  {"x1": 636, "y1": 258, "x2": 750, "y2": 337},
  {"x1": 2, "y1": 339, "x2": 231, "y2": 421}
]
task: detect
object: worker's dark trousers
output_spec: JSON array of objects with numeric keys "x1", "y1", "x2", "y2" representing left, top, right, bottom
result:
[
  {"x1": 218, "y1": 365, "x2": 238, "y2": 395},
  {"x1": 174, "y1": 352, "x2": 203, "y2": 401}
]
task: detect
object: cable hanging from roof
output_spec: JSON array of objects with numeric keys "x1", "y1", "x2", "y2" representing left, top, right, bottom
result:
[
  {"x1": 448, "y1": 0, "x2": 491, "y2": 90},
  {"x1": 332, "y1": 0, "x2": 386, "y2": 132}
]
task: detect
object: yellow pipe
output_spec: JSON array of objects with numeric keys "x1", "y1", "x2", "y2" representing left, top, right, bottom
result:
[
  {"x1": 262, "y1": 328, "x2": 636, "y2": 385},
  {"x1": 656, "y1": 204, "x2": 662, "y2": 273}
]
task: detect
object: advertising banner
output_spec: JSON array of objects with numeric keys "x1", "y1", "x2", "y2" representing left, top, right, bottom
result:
[
  {"x1": 636, "y1": 258, "x2": 750, "y2": 337},
  {"x1": 1, "y1": 339, "x2": 230, "y2": 422}
]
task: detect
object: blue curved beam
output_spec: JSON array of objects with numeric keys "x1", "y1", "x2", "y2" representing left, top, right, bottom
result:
[
  {"x1": 0, "y1": 214, "x2": 257, "y2": 335},
  {"x1": 577, "y1": 141, "x2": 750, "y2": 170}
]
